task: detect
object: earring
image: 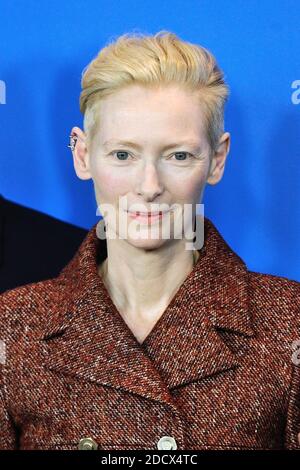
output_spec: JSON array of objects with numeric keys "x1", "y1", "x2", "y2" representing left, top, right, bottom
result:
[{"x1": 68, "y1": 134, "x2": 78, "y2": 151}]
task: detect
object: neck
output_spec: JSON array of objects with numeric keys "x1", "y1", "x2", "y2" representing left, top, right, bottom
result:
[{"x1": 98, "y1": 244, "x2": 200, "y2": 319}]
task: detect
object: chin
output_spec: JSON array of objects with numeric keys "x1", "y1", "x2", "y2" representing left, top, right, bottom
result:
[{"x1": 124, "y1": 235, "x2": 171, "y2": 251}]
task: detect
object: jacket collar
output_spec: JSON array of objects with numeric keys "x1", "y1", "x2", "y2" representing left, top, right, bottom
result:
[{"x1": 40, "y1": 216, "x2": 255, "y2": 406}]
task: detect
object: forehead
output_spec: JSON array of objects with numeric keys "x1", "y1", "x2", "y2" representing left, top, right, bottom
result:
[
  {"x1": 99, "y1": 84, "x2": 202, "y2": 116},
  {"x1": 94, "y1": 84, "x2": 207, "y2": 142}
]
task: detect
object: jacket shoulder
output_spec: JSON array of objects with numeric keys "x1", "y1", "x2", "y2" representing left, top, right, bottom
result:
[
  {"x1": 248, "y1": 270, "x2": 300, "y2": 300},
  {"x1": 248, "y1": 270, "x2": 300, "y2": 291},
  {"x1": 248, "y1": 270, "x2": 300, "y2": 337},
  {"x1": 0, "y1": 278, "x2": 64, "y2": 335}
]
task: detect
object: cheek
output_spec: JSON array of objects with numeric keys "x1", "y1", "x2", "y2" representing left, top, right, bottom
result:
[
  {"x1": 92, "y1": 167, "x2": 129, "y2": 200},
  {"x1": 168, "y1": 170, "x2": 207, "y2": 201}
]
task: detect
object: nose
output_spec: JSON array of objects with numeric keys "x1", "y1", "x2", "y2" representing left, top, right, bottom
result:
[{"x1": 136, "y1": 162, "x2": 164, "y2": 200}]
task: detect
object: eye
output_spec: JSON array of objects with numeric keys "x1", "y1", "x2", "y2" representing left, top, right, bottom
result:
[
  {"x1": 110, "y1": 151, "x2": 132, "y2": 161},
  {"x1": 170, "y1": 152, "x2": 193, "y2": 161},
  {"x1": 108, "y1": 150, "x2": 194, "y2": 162}
]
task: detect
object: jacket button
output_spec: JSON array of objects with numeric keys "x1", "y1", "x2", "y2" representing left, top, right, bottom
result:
[
  {"x1": 157, "y1": 436, "x2": 177, "y2": 450},
  {"x1": 78, "y1": 437, "x2": 98, "y2": 450}
]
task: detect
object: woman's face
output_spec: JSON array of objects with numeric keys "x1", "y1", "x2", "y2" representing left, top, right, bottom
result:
[{"x1": 74, "y1": 84, "x2": 228, "y2": 250}]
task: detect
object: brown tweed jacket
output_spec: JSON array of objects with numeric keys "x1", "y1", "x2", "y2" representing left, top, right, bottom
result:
[{"x1": 0, "y1": 217, "x2": 300, "y2": 450}]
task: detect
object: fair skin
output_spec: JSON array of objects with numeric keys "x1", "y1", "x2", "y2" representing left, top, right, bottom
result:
[{"x1": 71, "y1": 84, "x2": 230, "y2": 344}]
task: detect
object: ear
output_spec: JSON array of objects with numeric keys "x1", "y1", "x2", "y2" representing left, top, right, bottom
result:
[
  {"x1": 206, "y1": 132, "x2": 231, "y2": 185},
  {"x1": 69, "y1": 126, "x2": 92, "y2": 180}
]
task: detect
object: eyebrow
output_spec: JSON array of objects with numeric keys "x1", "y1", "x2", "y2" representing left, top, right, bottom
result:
[{"x1": 102, "y1": 139, "x2": 203, "y2": 151}]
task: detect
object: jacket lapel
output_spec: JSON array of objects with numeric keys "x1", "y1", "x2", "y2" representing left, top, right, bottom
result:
[
  {"x1": 41, "y1": 283, "x2": 174, "y2": 406},
  {"x1": 142, "y1": 245, "x2": 254, "y2": 390},
  {"x1": 40, "y1": 217, "x2": 255, "y2": 406}
]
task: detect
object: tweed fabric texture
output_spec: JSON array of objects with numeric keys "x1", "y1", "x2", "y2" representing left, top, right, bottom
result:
[{"x1": 0, "y1": 217, "x2": 300, "y2": 450}]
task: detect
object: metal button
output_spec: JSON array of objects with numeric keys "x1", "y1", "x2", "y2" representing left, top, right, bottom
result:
[
  {"x1": 78, "y1": 437, "x2": 98, "y2": 450},
  {"x1": 157, "y1": 435, "x2": 177, "y2": 450}
]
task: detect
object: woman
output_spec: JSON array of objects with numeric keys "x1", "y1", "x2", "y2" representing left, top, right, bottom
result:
[{"x1": 0, "y1": 30, "x2": 300, "y2": 451}]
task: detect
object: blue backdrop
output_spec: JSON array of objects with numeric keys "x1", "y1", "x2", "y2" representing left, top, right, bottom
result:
[{"x1": 0, "y1": 0, "x2": 299, "y2": 281}]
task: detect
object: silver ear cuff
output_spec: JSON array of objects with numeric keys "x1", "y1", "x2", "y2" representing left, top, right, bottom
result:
[{"x1": 68, "y1": 134, "x2": 78, "y2": 151}]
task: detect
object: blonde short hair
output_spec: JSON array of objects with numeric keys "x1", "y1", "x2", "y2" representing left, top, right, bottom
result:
[{"x1": 80, "y1": 30, "x2": 230, "y2": 154}]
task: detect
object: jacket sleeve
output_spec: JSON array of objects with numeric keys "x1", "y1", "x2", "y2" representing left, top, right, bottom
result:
[
  {"x1": 0, "y1": 319, "x2": 18, "y2": 449},
  {"x1": 284, "y1": 361, "x2": 300, "y2": 449},
  {"x1": 0, "y1": 388, "x2": 18, "y2": 450}
]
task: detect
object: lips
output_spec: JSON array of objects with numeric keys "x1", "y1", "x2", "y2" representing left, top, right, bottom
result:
[
  {"x1": 126, "y1": 210, "x2": 169, "y2": 224},
  {"x1": 128, "y1": 211, "x2": 164, "y2": 216}
]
